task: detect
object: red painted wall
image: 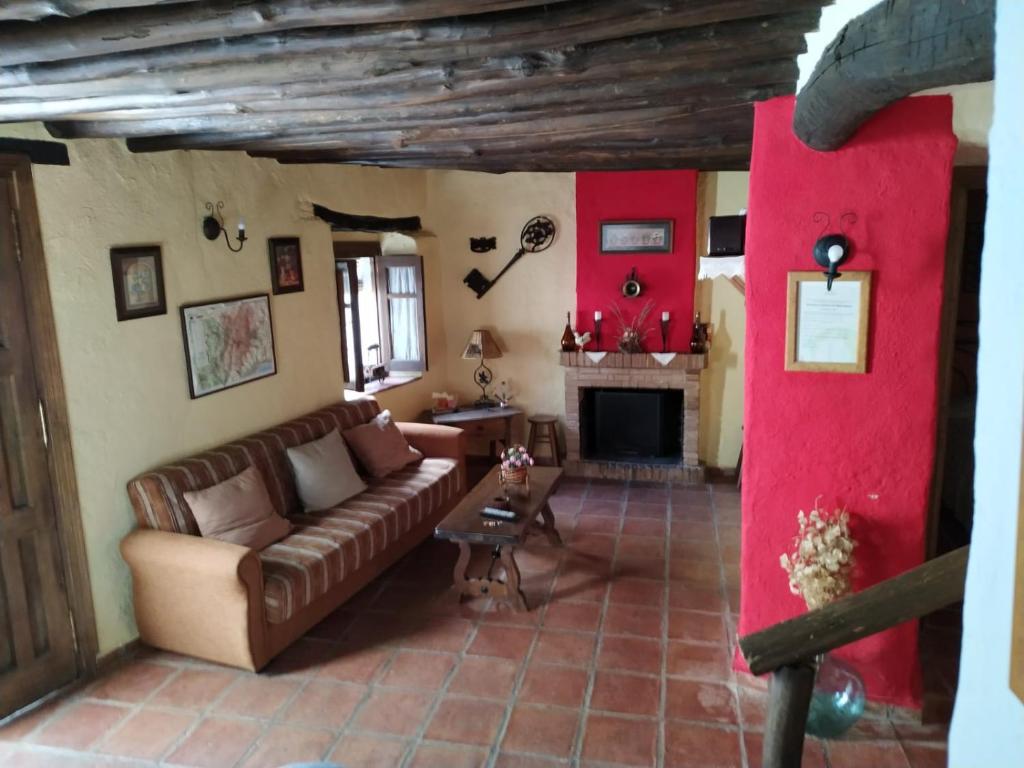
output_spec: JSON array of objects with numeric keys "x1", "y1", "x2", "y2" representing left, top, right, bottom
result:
[
  {"x1": 739, "y1": 96, "x2": 956, "y2": 707},
  {"x1": 575, "y1": 171, "x2": 698, "y2": 351}
]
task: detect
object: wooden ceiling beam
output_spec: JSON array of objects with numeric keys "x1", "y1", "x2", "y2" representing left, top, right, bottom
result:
[
  {"x1": 794, "y1": 0, "x2": 994, "y2": 150},
  {"x1": 0, "y1": 2, "x2": 820, "y2": 94},
  {"x1": 0, "y1": 11, "x2": 814, "y2": 123},
  {"x1": 49, "y1": 62, "x2": 796, "y2": 142},
  {"x1": 251, "y1": 144, "x2": 754, "y2": 172},
  {"x1": 0, "y1": 1, "x2": 196, "y2": 22},
  {"x1": 0, "y1": 0, "x2": 574, "y2": 66}
]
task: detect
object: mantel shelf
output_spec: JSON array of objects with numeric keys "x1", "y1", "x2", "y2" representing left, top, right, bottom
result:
[{"x1": 559, "y1": 351, "x2": 708, "y2": 372}]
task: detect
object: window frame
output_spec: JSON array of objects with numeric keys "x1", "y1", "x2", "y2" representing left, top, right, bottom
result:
[
  {"x1": 378, "y1": 253, "x2": 427, "y2": 373},
  {"x1": 333, "y1": 242, "x2": 427, "y2": 392}
]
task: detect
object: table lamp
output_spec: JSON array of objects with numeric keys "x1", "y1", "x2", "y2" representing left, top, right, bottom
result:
[{"x1": 462, "y1": 329, "x2": 503, "y2": 407}]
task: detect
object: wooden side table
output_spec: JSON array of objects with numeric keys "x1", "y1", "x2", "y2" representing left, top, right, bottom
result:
[{"x1": 427, "y1": 405, "x2": 523, "y2": 459}]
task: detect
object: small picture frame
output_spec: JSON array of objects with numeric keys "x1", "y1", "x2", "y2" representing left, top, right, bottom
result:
[
  {"x1": 599, "y1": 220, "x2": 674, "y2": 254},
  {"x1": 268, "y1": 237, "x2": 304, "y2": 294},
  {"x1": 110, "y1": 245, "x2": 166, "y2": 321},
  {"x1": 785, "y1": 271, "x2": 872, "y2": 373}
]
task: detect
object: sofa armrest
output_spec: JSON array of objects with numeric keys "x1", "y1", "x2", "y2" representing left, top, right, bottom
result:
[
  {"x1": 397, "y1": 422, "x2": 467, "y2": 490},
  {"x1": 120, "y1": 529, "x2": 267, "y2": 670}
]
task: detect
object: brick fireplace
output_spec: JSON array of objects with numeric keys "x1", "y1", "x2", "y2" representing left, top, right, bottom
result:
[{"x1": 561, "y1": 351, "x2": 706, "y2": 483}]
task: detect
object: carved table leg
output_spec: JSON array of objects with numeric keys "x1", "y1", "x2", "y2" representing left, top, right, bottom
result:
[
  {"x1": 499, "y1": 546, "x2": 529, "y2": 612},
  {"x1": 538, "y1": 502, "x2": 564, "y2": 547},
  {"x1": 453, "y1": 541, "x2": 471, "y2": 602}
]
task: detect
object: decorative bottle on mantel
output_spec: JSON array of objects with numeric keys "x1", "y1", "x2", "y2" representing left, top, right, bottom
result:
[
  {"x1": 689, "y1": 312, "x2": 705, "y2": 354},
  {"x1": 561, "y1": 312, "x2": 578, "y2": 352}
]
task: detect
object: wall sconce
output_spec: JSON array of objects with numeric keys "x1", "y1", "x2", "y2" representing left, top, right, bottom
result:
[
  {"x1": 202, "y1": 201, "x2": 247, "y2": 253},
  {"x1": 812, "y1": 212, "x2": 857, "y2": 290}
]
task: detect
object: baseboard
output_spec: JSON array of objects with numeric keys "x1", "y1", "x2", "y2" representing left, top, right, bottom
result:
[
  {"x1": 705, "y1": 466, "x2": 739, "y2": 484},
  {"x1": 95, "y1": 638, "x2": 143, "y2": 674}
]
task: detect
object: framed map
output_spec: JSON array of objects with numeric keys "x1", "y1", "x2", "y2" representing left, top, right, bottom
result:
[{"x1": 180, "y1": 294, "x2": 277, "y2": 399}]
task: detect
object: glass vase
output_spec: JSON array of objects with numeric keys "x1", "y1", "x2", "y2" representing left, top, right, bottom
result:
[{"x1": 805, "y1": 653, "x2": 866, "y2": 738}]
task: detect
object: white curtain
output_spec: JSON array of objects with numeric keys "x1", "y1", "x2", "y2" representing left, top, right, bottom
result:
[{"x1": 388, "y1": 266, "x2": 419, "y2": 361}]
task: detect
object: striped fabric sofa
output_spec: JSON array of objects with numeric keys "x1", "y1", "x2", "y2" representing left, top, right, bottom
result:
[{"x1": 120, "y1": 398, "x2": 466, "y2": 671}]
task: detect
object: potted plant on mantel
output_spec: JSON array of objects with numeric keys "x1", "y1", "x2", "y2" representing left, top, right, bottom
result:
[{"x1": 779, "y1": 499, "x2": 865, "y2": 738}]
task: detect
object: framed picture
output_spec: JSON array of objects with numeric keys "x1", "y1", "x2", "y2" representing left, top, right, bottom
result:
[
  {"x1": 268, "y1": 237, "x2": 304, "y2": 294},
  {"x1": 599, "y1": 220, "x2": 673, "y2": 253},
  {"x1": 110, "y1": 245, "x2": 166, "y2": 321},
  {"x1": 785, "y1": 271, "x2": 872, "y2": 373},
  {"x1": 180, "y1": 294, "x2": 277, "y2": 399}
]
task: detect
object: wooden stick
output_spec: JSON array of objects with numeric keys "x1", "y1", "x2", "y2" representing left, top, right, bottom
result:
[
  {"x1": 739, "y1": 546, "x2": 970, "y2": 676},
  {"x1": 763, "y1": 663, "x2": 816, "y2": 768}
]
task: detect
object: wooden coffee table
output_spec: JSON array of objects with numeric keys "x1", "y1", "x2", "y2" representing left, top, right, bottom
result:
[{"x1": 434, "y1": 465, "x2": 563, "y2": 612}]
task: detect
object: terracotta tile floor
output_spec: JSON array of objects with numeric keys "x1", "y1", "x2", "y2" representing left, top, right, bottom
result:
[{"x1": 0, "y1": 481, "x2": 951, "y2": 767}]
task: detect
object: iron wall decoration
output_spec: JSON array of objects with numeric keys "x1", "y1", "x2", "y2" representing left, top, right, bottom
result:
[
  {"x1": 202, "y1": 201, "x2": 247, "y2": 252},
  {"x1": 811, "y1": 211, "x2": 857, "y2": 290},
  {"x1": 463, "y1": 215, "x2": 556, "y2": 299},
  {"x1": 621, "y1": 267, "x2": 642, "y2": 298},
  {"x1": 600, "y1": 220, "x2": 673, "y2": 254},
  {"x1": 110, "y1": 245, "x2": 166, "y2": 321},
  {"x1": 470, "y1": 236, "x2": 497, "y2": 253}
]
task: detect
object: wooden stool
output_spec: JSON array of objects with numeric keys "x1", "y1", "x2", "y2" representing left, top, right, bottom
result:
[{"x1": 527, "y1": 414, "x2": 562, "y2": 467}]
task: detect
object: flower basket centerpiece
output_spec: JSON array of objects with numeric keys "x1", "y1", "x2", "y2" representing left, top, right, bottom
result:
[
  {"x1": 499, "y1": 444, "x2": 534, "y2": 497},
  {"x1": 780, "y1": 498, "x2": 863, "y2": 739}
]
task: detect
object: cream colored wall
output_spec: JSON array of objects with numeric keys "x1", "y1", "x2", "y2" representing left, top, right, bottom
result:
[
  {"x1": 0, "y1": 123, "x2": 434, "y2": 655},
  {"x1": 695, "y1": 172, "x2": 750, "y2": 470},
  {"x1": 424, "y1": 170, "x2": 577, "y2": 444}
]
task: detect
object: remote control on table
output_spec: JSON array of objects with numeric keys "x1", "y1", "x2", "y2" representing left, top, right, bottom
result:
[{"x1": 481, "y1": 506, "x2": 518, "y2": 521}]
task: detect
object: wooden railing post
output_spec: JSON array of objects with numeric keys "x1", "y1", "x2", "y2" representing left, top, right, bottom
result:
[{"x1": 763, "y1": 662, "x2": 816, "y2": 768}]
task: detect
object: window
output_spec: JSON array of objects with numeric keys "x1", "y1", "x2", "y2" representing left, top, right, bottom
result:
[{"x1": 334, "y1": 242, "x2": 427, "y2": 392}]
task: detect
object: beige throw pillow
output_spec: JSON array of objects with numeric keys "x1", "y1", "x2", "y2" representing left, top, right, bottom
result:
[
  {"x1": 286, "y1": 428, "x2": 367, "y2": 511},
  {"x1": 183, "y1": 466, "x2": 291, "y2": 550},
  {"x1": 342, "y1": 409, "x2": 423, "y2": 478}
]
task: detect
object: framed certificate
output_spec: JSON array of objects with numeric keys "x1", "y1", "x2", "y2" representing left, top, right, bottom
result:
[{"x1": 785, "y1": 271, "x2": 871, "y2": 373}]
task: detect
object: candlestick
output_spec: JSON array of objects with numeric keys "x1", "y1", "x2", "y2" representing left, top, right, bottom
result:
[
  {"x1": 660, "y1": 316, "x2": 670, "y2": 353},
  {"x1": 594, "y1": 316, "x2": 603, "y2": 349}
]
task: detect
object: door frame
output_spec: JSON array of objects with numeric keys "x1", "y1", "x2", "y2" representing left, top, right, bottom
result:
[
  {"x1": 0, "y1": 155, "x2": 97, "y2": 682},
  {"x1": 926, "y1": 165, "x2": 987, "y2": 559}
]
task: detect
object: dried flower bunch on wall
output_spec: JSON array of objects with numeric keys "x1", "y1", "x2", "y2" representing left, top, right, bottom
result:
[{"x1": 780, "y1": 499, "x2": 856, "y2": 611}]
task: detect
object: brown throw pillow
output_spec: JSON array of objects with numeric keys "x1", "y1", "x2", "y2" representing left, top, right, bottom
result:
[
  {"x1": 183, "y1": 466, "x2": 291, "y2": 550},
  {"x1": 343, "y1": 409, "x2": 423, "y2": 478}
]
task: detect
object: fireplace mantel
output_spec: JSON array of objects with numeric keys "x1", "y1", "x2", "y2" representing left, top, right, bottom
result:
[
  {"x1": 561, "y1": 351, "x2": 705, "y2": 483},
  {"x1": 559, "y1": 351, "x2": 707, "y2": 371}
]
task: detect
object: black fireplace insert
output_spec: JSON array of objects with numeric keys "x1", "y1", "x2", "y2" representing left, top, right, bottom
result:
[{"x1": 580, "y1": 387, "x2": 683, "y2": 464}]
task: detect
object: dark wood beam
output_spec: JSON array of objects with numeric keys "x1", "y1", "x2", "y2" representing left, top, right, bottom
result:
[
  {"x1": 252, "y1": 144, "x2": 754, "y2": 172},
  {"x1": 739, "y1": 546, "x2": 969, "y2": 677},
  {"x1": 0, "y1": 0, "x2": 574, "y2": 66},
  {"x1": 51, "y1": 64, "x2": 794, "y2": 144},
  {"x1": 0, "y1": 1, "x2": 196, "y2": 22},
  {"x1": 21, "y1": 13, "x2": 812, "y2": 125},
  {"x1": 0, "y1": 1, "x2": 822, "y2": 99},
  {"x1": 0, "y1": 138, "x2": 70, "y2": 165},
  {"x1": 793, "y1": 0, "x2": 994, "y2": 151}
]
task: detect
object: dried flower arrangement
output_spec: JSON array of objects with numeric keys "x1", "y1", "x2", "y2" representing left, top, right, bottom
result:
[
  {"x1": 779, "y1": 498, "x2": 856, "y2": 611},
  {"x1": 609, "y1": 299, "x2": 655, "y2": 353}
]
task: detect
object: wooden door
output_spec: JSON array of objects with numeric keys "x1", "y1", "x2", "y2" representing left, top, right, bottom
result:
[{"x1": 0, "y1": 173, "x2": 78, "y2": 718}]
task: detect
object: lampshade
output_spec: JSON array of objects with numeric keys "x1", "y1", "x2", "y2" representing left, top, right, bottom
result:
[{"x1": 462, "y1": 329, "x2": 503, "y2": 360}]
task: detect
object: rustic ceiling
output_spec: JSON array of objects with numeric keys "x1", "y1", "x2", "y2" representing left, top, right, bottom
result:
[{"x1": 0, "y1": 1, "x2": 830, "y2": 172}]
